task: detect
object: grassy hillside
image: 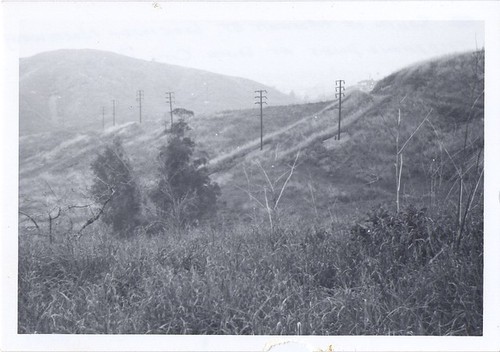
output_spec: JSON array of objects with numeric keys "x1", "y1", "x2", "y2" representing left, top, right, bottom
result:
[
  {"x1": 18, "y1": 50, "x2": 484, "y2": 335},
  {"x1": 19, "y1": 50, "x2": 484, "y2": 226},
  {"x1": 18, "y1": 89, "x2": 379, "y2": 229},
  {"x1": 20, "y1": 49, "x2": 297, "y2": 135}
]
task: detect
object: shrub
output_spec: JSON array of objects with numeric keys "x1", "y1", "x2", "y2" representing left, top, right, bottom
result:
[
  {"x1": 150, "y1": 120, "x2": 220, "y2": 230},
  {"x1": 173, "y1": 108, "x2": 195, "y2": 120},
  {"x1": 90, "y1": 137, "x2": 142, "y2": 238},
  {"x1": 344, "y1": 205, "x2": 483, "y2": 334}
]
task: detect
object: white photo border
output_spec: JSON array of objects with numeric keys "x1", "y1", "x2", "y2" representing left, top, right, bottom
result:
[{"x1": 1, "y1": 2, "x2": 499, "y2": 351}]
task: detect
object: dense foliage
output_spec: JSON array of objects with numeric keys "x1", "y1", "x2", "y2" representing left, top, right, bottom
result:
[
  {"x1": 90, "y1": 137, "x2": 142, "y2": 238},
  {"x1": 150, "y1": 120, "x2": 220, "y2": 229}
]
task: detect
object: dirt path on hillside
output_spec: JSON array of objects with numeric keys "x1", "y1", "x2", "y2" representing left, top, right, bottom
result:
[
  {"x1": 207, "y1": 100, "x2": 339, "y2": 172},
  {"x1": 208, "y1": 92, "x2": 380, "y2": 173}
]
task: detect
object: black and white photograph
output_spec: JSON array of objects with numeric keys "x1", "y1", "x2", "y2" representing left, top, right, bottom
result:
[{"x1": 1, "y1": 1, "x2": 500, "y2": 351}]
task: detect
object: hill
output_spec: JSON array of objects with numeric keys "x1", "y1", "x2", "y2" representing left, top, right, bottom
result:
[
  {"x1": 19, "y1": 49, "x2": 297, "y2": 135},
  {"x1": 19, "y1": 50, "x2": 484, "y2": 227}
]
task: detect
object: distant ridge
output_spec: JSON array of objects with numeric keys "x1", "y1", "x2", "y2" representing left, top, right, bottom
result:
[{"x1": 19, "y1": 49, "x2": 297, "y2": 135}]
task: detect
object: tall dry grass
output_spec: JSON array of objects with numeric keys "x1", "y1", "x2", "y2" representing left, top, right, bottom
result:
[{"x1": 18, "y1": 203, "x2": 482, "y2": 335}]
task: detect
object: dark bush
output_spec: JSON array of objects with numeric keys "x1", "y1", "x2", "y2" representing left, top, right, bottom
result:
[
  {"x1": 90, "y1": 137, "x2": 142, "y2": 238},
  {"x1": 150, "y1": 120, "x2": 220, "y2": 229}
]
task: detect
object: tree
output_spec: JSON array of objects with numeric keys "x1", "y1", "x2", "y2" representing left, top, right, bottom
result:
[
  {"x1": 90, "y1": 137, "x2": 141, "y2": 238},
  {"x1": 172, "y1": 108, "x2": 195, "y2": 120},
  {"x1": 151, "y1": 120, "x2": 219, "y2": 230}
]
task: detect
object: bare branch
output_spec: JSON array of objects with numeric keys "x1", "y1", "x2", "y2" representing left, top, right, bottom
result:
[
  {"x1": 19, "y1": 210, "x2": 41, "y2": 234},
  {"x1": 398, "y1": 109, "x2": 433, "y2": 155},
  {"x1": 43, "y1": 180, "x2": 58, "y2": 199},
  {"x1": 398, "y1": 154, "x2": 403, "y2": 205},
  {"x1": 77, "y1": 188, "x2": 115, "y2": 237},
  {"x1": 469, "y1": 90, "x2": 484, "y2": 114},
  {"x1": 66, "y1": 203, "x2": 97, "y2": 210},
  {"x1": 274, "y1": 169, "x2": 292, "y2": 185},
  {"x1": 263, "y1": 187, "x2": 274, "y2": 230},
  {"x1": 274, "y1": 151, "x2": 300, "y2": 210},
  {"x1": 400, "y1": 93, "x2": 408, "y2": 104},
  {"x1": 460, "y1": 167, "x2": 484, "y2": 234},
  {"x1": 49, "y1": 207, "x2": 62, "y2": 221},
  {"x1": 235, "y1": 185, "x2": 265, "y2": 209},
  {"x1": 426, "y1": 118, "x2": 461, "y2": 176},
  {"x1": 256, "y1": 160, "x2": 275, "y2": 193}
]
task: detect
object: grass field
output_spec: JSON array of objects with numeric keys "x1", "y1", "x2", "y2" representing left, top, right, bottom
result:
[{"x1": 18, "y1": 204, "x2": 483, "y2": 335}]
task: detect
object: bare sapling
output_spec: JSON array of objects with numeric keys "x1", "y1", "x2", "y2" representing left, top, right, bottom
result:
[
  {"x1": 238, "y1": 151, "x2": 300, "y2": 244},
  {"x1": 393, "y1": 93, "x2": 432, "y2": 212},
  {"x1": 75, "y1": 185, "x2": 115, "y2": 239},
  {"x1": 19, "y1": 182, "x2": 116, "y2": 242}
]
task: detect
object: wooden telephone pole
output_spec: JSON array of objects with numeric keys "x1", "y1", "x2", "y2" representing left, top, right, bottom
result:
[
  {"x1": 335, "y1": 80, "x2": 345, "y2": 140},
  {"x1": 166, "y1": 91, "x2": 175, "y2": 129},
  {"x1": 255, "y1": 90, "x2": 268, "y2": 150}
]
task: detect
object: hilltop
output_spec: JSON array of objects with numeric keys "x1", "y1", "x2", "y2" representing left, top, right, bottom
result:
[{"x1": 19, "y1": 49, "x2": 297, "y2": 135}]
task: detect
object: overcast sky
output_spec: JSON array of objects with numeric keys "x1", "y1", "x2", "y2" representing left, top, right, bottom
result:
[{"x1": 11, "y1": 3, "x2": 484, "y2": 98}]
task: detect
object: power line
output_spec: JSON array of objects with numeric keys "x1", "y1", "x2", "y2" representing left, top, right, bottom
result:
[
  {"x1": 335, "y1": 80, "x2": 345, "y2": 140},
  {"x1": 136, "y1": 90, "x2": 144, "y2": 123},
  {"x1": 255, "y1": 90, "x2": 268, "y2": 151},
  {"x1": 166, "y1": 91, "x2": 175, "y2": 129}
]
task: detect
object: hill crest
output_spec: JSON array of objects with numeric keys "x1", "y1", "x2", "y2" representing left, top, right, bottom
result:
[{"x1": 19, "y1": 49, "x2": 297, "y2": 135}]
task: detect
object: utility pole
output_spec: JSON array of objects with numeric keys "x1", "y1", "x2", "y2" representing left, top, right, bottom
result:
[
  {"x1": 111, "y1": 99, "x2": 116, "y2": 126},
  {"x1": 136, "y1": 90, "x2": 144, "y2": 123},
  {"x1": 335, "y1": 80, "x2": 345, "y2": 140},
  {"x1": 255, "y1": 90, "x2": 268, "y2": 150},
  {"x1": 166, "y1": 91, "x2": 175, "y2": 129},
  {"x1": 101, "y1": 107, "x2": 105, "y2": 130}
]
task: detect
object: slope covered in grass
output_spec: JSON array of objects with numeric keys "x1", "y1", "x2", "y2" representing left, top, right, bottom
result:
[
  {"x1": 19, "y1": 50, "x2": 484, "y2": 227},
  {"x1": 205, "y1": 50, "x2": 483, "y2": 223}
]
